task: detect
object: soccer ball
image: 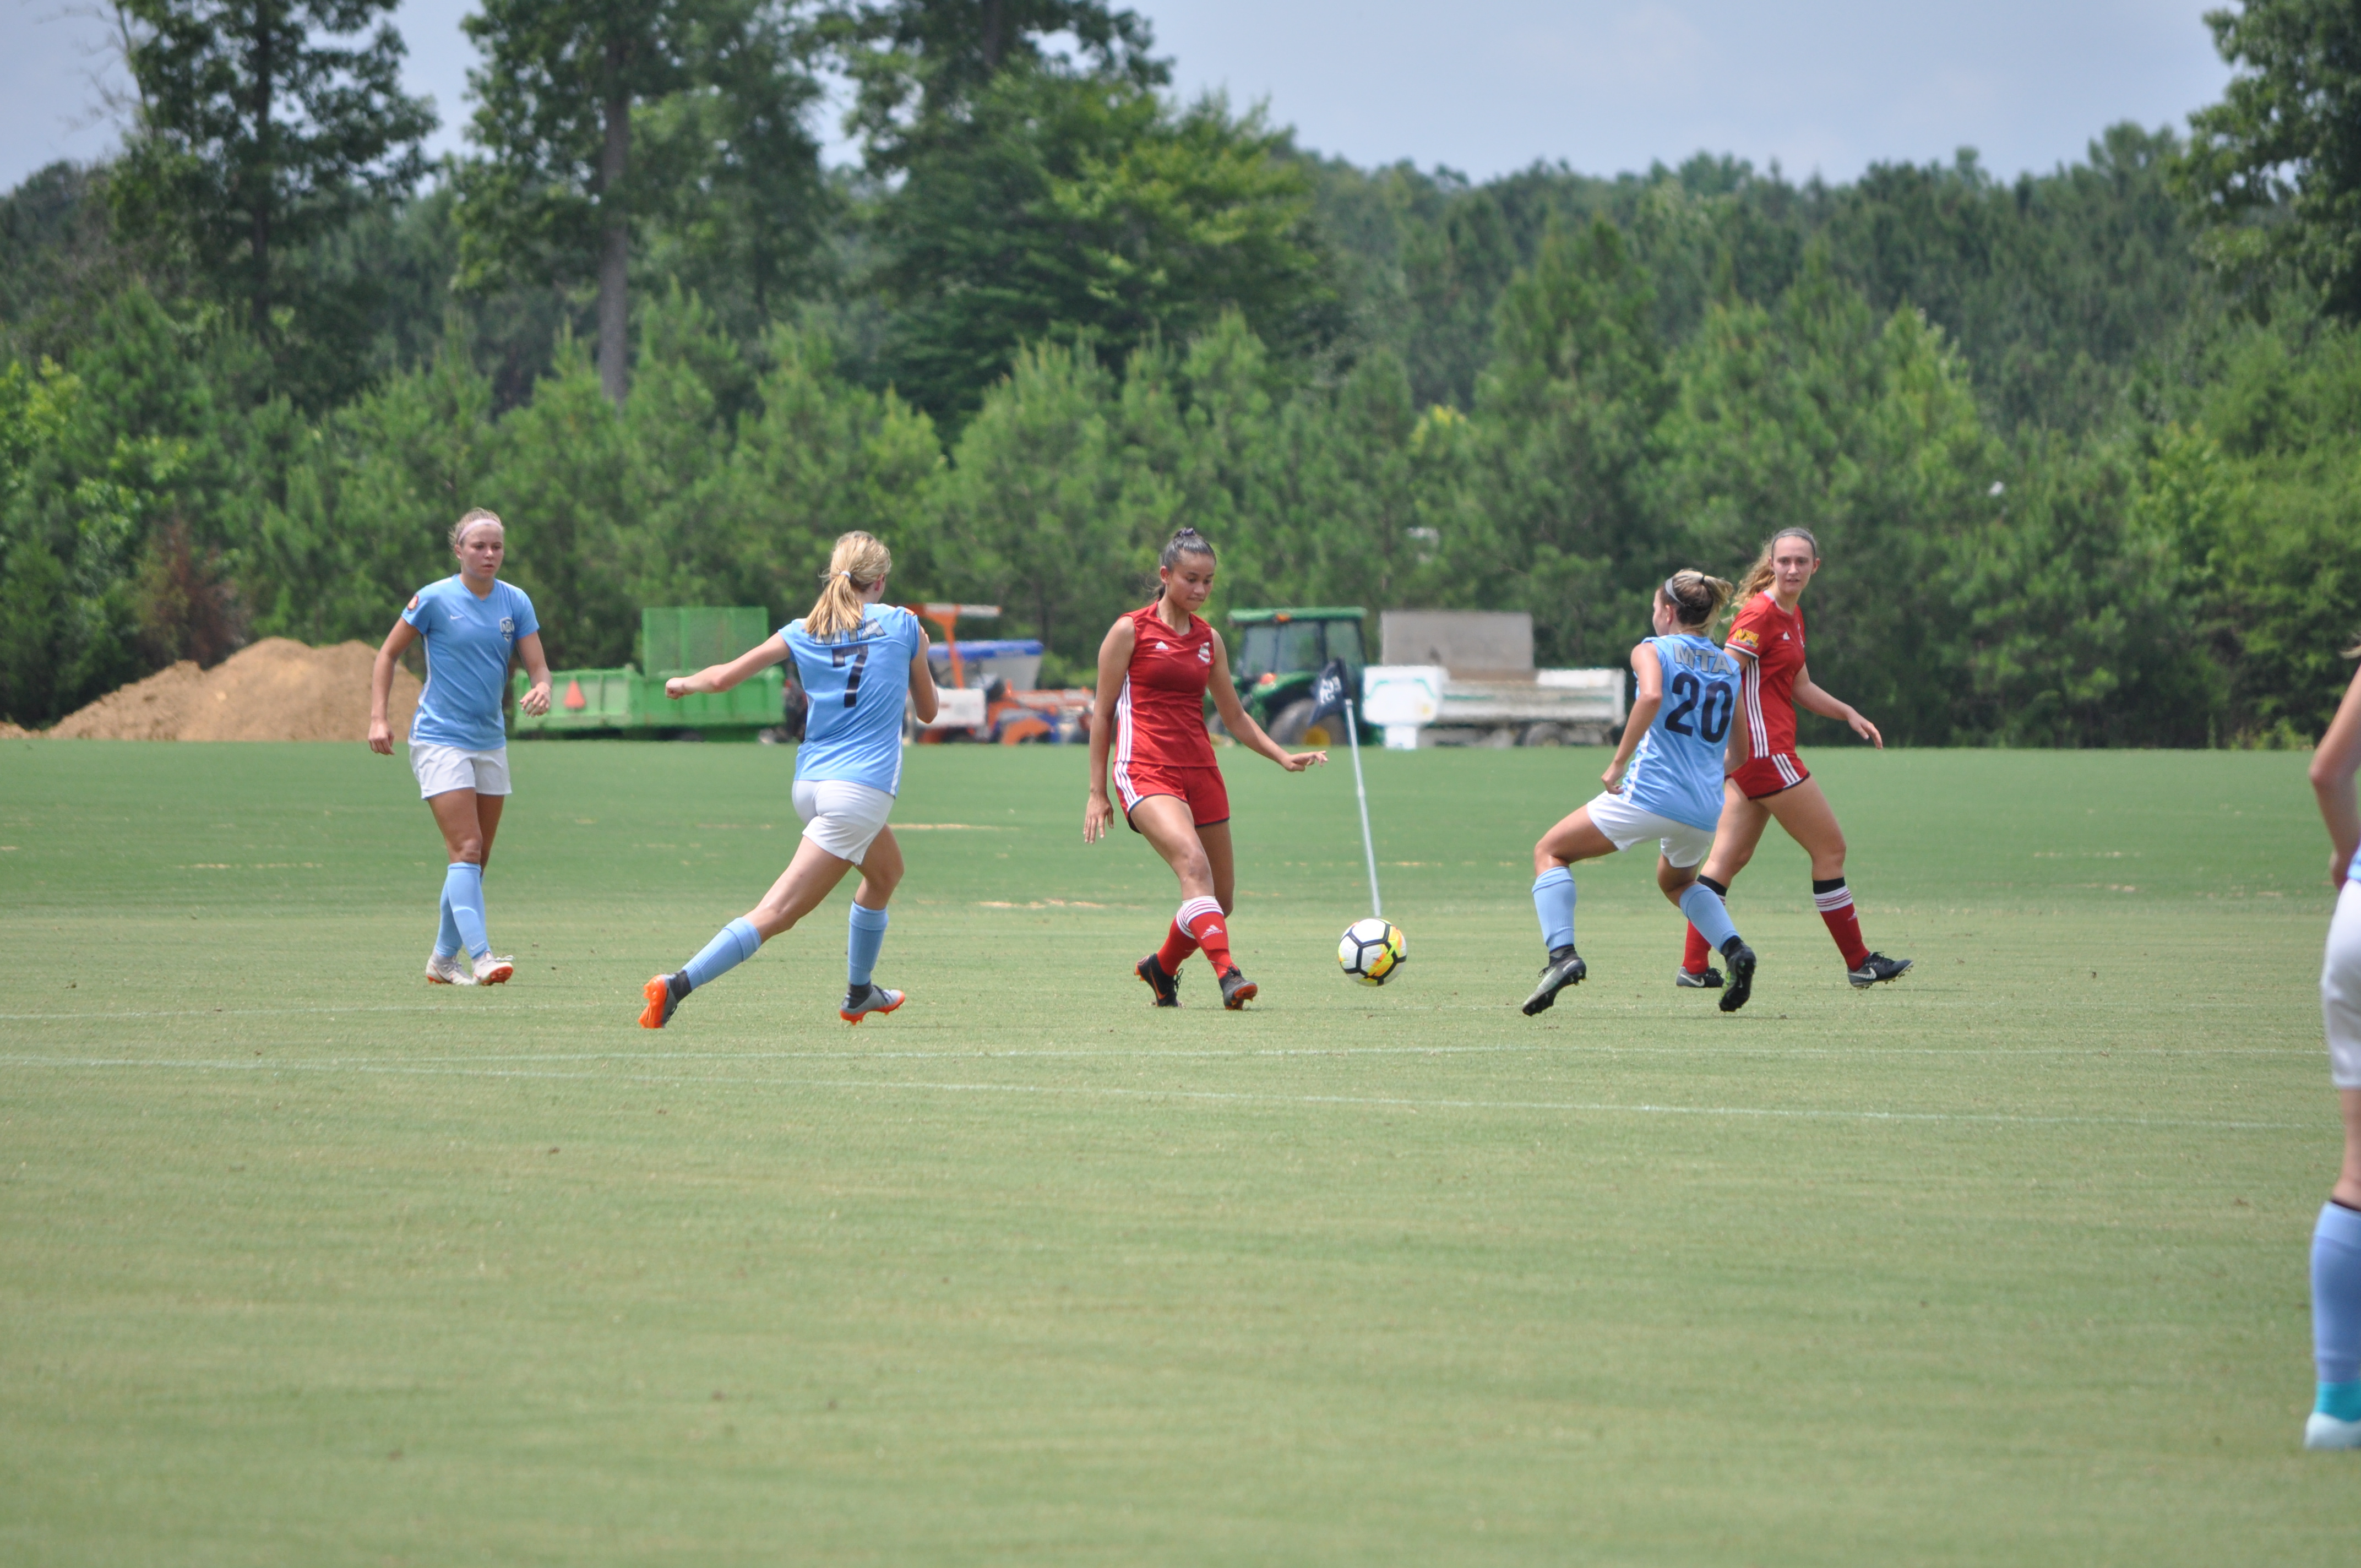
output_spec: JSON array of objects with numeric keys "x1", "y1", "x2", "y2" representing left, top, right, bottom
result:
[{"x1": 1337, "y1": 917, "x2": 1406, "y2": 986}]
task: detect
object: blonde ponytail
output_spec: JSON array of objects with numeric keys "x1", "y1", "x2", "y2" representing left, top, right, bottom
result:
[
  {"x1": 1660, "y1": 568, "x2": 1735, "y2": 628},
  {"x1": 804, "y1": 531, "x2": 893, "y2": 641},
  {"x1": 1733, "y1": 527, "x2": 1821, "y2": 611}
]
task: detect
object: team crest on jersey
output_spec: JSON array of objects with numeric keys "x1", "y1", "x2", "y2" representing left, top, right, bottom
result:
[
  {"x1": 1729, "y1": 628, "x2": 1760, "y2": 652},
  {"x1": 1196, "y1": 643, "x2": 1210, "y2": 663},
  {"x1": 499, "y1": 616, "x2": 515, "y2": 636},
  {"x1": 406, "y1": 595, "x2": 419, "y2": 611}
]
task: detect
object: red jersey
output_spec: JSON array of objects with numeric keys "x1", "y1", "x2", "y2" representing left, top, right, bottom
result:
[
  {"x1": 1113, "y1": 603, "x2": 1218, "y2": 783},
  {"x1": 1726, "y1": 591, "x2": 1807, "y2": 760}
]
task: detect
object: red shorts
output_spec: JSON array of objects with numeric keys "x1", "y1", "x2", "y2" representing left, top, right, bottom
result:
[
  {"x1": 1731, "y1": 751, "x2": 1810, "y2": 800},
  {"x1": 1119, "y1": 764, "x2": 1230, "y2": 830}
]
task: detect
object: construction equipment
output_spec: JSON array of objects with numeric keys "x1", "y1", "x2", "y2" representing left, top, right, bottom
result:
[
  {"x1": 908, "y1": 603, "x2": 1091, "y2": 744},
  {"x1": 510, "y1": 607, "x2": 787, "y2": 739}
]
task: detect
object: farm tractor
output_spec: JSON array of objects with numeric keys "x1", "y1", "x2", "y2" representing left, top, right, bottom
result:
[{"x1": 1226, "y1": 607, "x2": 1368, "y2": 746}]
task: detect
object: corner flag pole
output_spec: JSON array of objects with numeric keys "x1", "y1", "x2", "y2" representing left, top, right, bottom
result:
[{"x1": 1343, "y1": 697, "x2": 1381, "y2": 918}]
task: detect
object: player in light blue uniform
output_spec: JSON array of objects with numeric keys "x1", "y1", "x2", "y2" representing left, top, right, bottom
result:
[
  {"x1": 2303, "y1": 647, "x2": 2361, "y2": 1449},
  {"x1": 370, "y1": 509, "x2": 552, "y2": 987},
  {"x1": 1522, "y1": 570, "x2": 1759, "y2": 1016},
  {"x1": 639, "y1": 531, "x2": 939, "y2": 1029}
]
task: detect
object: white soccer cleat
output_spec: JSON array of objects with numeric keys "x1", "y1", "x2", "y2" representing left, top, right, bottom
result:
[
  {"x1": 425, "y1": 952, "x2": 475, "y2": 986},
  {"x1": 2305, "y1": 1411, "x2": 2361, "y2": 1450},
  {"x1": 472, "y1": 952, "x2": 515, "y2": 986}
]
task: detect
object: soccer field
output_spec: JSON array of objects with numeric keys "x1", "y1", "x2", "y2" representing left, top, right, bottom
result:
[{"x1": 0, "y1": 738, "x2": 2350, "y2": 1564}]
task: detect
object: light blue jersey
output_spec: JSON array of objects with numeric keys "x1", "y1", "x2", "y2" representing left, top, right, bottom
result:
[
  {"x1": 1621, "y1": 633, "x2": 1739, "y2": 832},
  {"x1": 403, "y1": 576, "x2": 538, "y2": 751},
  {"x1": 784, "y1": 603, "x2": 923, "y2": 794}
]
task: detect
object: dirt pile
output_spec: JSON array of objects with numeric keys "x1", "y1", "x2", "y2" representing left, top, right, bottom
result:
[{"x1": 43, "y1": 639, "x2": 422, "y2": 742}]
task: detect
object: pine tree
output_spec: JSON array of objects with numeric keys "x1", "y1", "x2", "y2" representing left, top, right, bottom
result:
[
  {"x1": 457, "y1": 0, "x2": 709, "y2": 406},
  {"x1": 111, "y1": 0, "x2": 434, "y2": 339}
]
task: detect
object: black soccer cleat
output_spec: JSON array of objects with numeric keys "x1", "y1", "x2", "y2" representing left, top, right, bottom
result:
[
  {"x1": 1218, "y1": 966, "x2": 1258, "y2": 1010},
  {"x1": 1718, "y1": 942, "x2": 1758, "y2": 1013},
  {"x1": 1675, "y1": 966, "x2": 1724, "y2": 990},
  {"x1": 1522, "y1": 945, "x2": 1586, "y2": 1016},
  {"x1": 1848, "y1": 952, "x2": 1913, "y2": 989},
  {"x1": 639, "y1": 971, "x2": 690, "y2": 1029},
  {"x1": 1136, "y1": 952, "x2": 1180, "y2": 1007}
]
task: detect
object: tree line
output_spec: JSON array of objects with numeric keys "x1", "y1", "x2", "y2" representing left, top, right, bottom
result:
[{"x1": 4, "y1": 0, "x2": 2361, "y2": 745}]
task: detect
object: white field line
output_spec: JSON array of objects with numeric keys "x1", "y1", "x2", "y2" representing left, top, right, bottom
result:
[
  {"x1": 0, "y1": 1037, "x2": 2320, "y2": 1062},
  {"x1": 0, "y1": 1054, "x2": 2311, "y2": 1131}
]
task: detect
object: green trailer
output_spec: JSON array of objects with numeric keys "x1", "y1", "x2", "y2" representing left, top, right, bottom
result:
[
  {"x1": 511, "y1": 607, "x2": 787, "y2": 739},
  {"x1": 1226, "y1": 607, "x2": 1368, "y2": 745}
]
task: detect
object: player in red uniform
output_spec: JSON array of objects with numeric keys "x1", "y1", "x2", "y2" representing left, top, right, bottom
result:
[
  {"x1": 1085, "y1": 528, "x2": 1329, "y2": 1008},
  {"x1": 1677, "y1": 527, "x2": 1912, "y2": 989}
]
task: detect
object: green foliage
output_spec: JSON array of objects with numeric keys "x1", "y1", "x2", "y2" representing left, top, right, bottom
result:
[
  {"x1": 13, "y1": 5, "x2": 2361, "y2": 745},
  {"x1": 1473, "y1": 219, "x2": 1671, "y2": 666},
  {"x1": 2144, "y1": 318, "x2": 2361, "y2": 736},
  {"x1": 453, "y1": 0, "x2": 699, "y2": 295},
  {"x1": 875, "y1": 70, "x2": 1341, "y2": 423},
  {"x1": 833, "y1": 0, "x2": 1166, "y2": 165},
  {"x1": 2179, "y1": 0, "x2": 2361, "y2": 315},
  {"x1": 111, "y1": 0, "x2": 433, "y2": 404}
]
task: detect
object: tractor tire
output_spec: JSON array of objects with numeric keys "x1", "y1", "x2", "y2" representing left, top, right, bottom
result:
[{"x1": 1267, "y1": 698, "x2": 1316, "y2": 744}]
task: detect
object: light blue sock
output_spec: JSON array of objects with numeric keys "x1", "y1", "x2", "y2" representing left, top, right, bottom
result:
[
  {"x1": 1531, "y1": 867, "x2": 1576, "y2": 953},
  {"x1": 847, "y1": 902, "x2": 890, "y2": 988},
  {"x1": 1679, "y1": 880, "x2": 1741, "y2": 955},
  {"x1": 435, "y1": 886, "x2": 462, "y2": 960},
  {"x1": 443, "y1": 862, "x2": 489, "y2": 959},
  {"x1": 683, "y1": 916, "x2": 763, "y2": 992},
  {"x1": 2313, "y1": 1201, "x2": 2361, "y2": 1417}
]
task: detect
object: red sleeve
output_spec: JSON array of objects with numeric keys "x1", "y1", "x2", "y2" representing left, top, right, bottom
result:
[{"x1": 1723, "y1": 596, "x2": 1767, "y2": 662}]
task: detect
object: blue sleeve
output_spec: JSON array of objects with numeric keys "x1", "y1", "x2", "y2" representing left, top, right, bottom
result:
[
  {"x1": 509, "y1": 586, "x2": 539, "y2": 638},
  {"x1": 401, "y1": 582, "x2": 434, "y2": 628},
  {"x1": 900, "y1": 607, "x2": 923, "y2": 660}
]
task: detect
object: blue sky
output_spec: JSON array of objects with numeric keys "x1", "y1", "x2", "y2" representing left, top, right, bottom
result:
[{"x1": 3, "y1": 0, "x2": 2234, "y2": 192}]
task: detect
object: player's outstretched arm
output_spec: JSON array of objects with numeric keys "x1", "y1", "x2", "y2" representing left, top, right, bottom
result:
[
  {"x1": 368, "y1": 616, "x2": 418, "y2": 755},
  {"x1": 1793, "y1": 663, "x2": 1883, "y2": 748},
  {"x1": 667, "y1": 636, "x2": 791, "y2": 700},
  {"x1": 1207, "y1": 633, "x2": 1326, "y2": 774},
  {"x1": 1602, "y1": 641, "x2": 1661, "y2": 791},
  {"x1": 1084, "y1": 617, "x2": 1135, "y2": 843},
  {"x1": 2311, "y1": 663, "x2": 2361, "y2": 885},
  {"x1": 515, "y1": 631, "x2": 553, "y2": 717}
]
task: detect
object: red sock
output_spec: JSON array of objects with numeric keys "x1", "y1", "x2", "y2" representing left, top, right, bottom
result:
[
  {"x1": 1156, "y1": 919, "x2": 1199, "y2": 974},
  {"x1": 1682, "y1": 923, "x2": 1712, "y2": 975},
  {"x1": 1178, "y1": 897, "x2": 1233, "y2": 974},
  {"x1": 1813, "y1": 878, "x2": 1871, "y2": 968}
]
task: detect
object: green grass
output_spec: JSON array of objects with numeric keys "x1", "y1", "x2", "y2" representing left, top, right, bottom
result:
[{"x1": 0, "y1": 737, "x2": 2350, "y2": 1564}]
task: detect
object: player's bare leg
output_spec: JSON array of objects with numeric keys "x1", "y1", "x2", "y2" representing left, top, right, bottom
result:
[
  {"x1": 640, "y1": 840, "x2": 857, "y2": 1028},
  {"x1": 841, "y1": 827, "x2": 906, "y2": 1022},
  {"x1": 746, "y1": 838, "x2": 859, "y2": 939},
  {"x1": 1524, "y1": 807, "x2": 1615, "y2": 1015},
  {"x1": 1131, "y1": 797, "x2": 1250, "y2": 1005},
  {"x1": 425, "y1": 787, "x2": 511, "y2": 983}
]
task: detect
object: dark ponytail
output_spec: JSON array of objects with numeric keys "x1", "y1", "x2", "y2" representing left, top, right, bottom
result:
[{"x1": 1160, "y1": 527, "x2": 1216, "y2": 570}]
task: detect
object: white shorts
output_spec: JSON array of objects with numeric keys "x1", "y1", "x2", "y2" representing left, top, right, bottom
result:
[
  {"x1": 2322, "y1": 881, "x2": 2361, "y2": 1089},
  {"x1": 411, "y1": 743, "x2": 510, "y2": 799},
  {"x1": 793, "y1": 779, "x2": 895, "y2": 863},
  {"x1": 1582, "y1": 790, "x2": 1715, "y2": 870}
]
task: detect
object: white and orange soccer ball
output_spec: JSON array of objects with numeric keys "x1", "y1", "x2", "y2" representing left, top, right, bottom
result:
[{"x1": 1337, "y1": 918, "x2": 1406, "y2": 986}]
